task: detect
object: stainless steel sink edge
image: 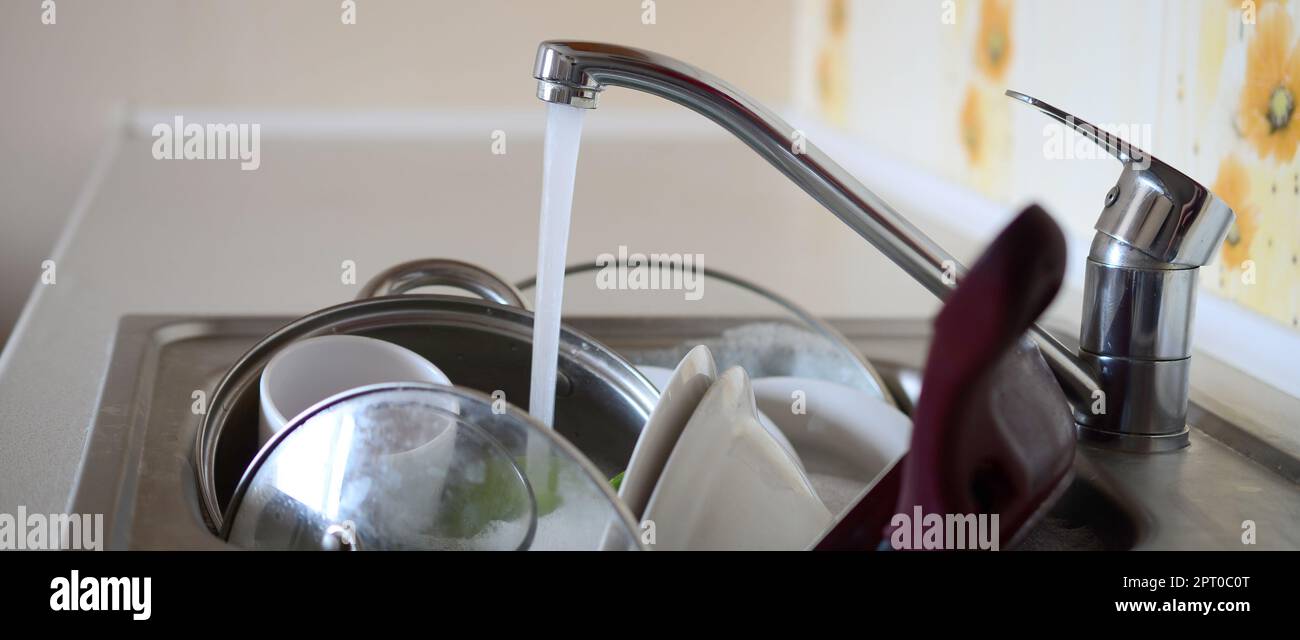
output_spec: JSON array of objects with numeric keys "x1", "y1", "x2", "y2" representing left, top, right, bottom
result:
[
  {"x1": 67, "y1": 315, "x2": 158, "y2": 549},
  {"x1": 71, "y1": 314, "x2": 1300, "y2": 550}
]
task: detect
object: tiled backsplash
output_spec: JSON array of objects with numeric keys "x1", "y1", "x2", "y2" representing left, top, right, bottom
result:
[{"x1": 796, "y1": 0, "x2": 1300, "y2": 332}]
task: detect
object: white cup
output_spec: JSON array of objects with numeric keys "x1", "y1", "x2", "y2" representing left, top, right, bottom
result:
[{"x1": 258, "y1": 335, "x2": 451, "y2": 445}]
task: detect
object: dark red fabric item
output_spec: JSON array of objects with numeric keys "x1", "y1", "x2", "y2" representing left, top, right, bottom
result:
[{"x1": 816, "y1": 204, "x2": 1074, "y2": 550}]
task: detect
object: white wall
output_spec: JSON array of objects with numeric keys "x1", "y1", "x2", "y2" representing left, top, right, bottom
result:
[{"x1": 0, "y1": 0, "x2": 795, "y2": 346}]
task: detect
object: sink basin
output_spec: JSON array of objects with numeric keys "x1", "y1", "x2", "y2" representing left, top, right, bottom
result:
[
  {"x1": 72, "y1": 314, "x2": 1300, "y2": 550},
  {"x1": 867, "y1": 359, "x2": 1140, "y2": 551}
]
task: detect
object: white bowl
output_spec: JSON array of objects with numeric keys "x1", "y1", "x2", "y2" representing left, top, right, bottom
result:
[{"x1": 258, "y1": 335, "x2": 451, "y2": 445}]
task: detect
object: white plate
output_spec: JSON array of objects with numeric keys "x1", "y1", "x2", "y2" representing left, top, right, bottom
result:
[
  {"x1": 620, "y1": 346, "x2": 718, "y2": 520},
  {"x1": 751, "y1": 377, "x2": 911, "y2": 515},
  {"x1": 643, "y1": 367, "x2": 832, "y2": 550},
  {"x1": 638, "y1": 365, "x2": 803, "y2": 471}
]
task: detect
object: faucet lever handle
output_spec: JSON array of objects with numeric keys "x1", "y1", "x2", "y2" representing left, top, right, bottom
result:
[
  {"x1": 1006, "y1": 90, "x2": 1234, "y2": 268},
  {"x1": 1005, "y1": 90, "x2": 1139, "y2": 166}
]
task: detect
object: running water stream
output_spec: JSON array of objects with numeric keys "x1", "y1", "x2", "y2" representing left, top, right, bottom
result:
[{"x1": 529, "y1": 103, "x2": 586, "y2": 428}]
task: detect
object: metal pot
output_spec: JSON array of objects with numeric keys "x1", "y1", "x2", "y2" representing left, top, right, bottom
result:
[
  {"x1": 221, "y1": 383, "x2": 646, "y2": 551},
  {"x1": 195, "y1": 259, "x2": 660, "y2": 533}
]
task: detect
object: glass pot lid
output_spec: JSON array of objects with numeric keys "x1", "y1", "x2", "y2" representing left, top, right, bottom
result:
[{"x1": 221, "y1": 383, "x2": 643, "y2": 551}]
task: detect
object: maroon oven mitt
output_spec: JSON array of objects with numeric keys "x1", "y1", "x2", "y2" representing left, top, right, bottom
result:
[{"x1": 816, "y1": 205, "x2": 1075, "y2": 550}]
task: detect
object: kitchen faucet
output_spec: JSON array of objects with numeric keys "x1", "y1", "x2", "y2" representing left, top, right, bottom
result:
[{"x1": 533, "y1": 41, "x2": 1234, "y2": 453}]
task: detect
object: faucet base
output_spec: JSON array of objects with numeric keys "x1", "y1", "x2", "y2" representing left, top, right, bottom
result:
[{"x1": 1077, "y1": 423, "x2": 1190, "y2": 453}]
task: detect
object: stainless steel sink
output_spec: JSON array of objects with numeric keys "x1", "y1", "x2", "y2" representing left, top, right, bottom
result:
[{"x1": 71, "y1": 314, "x2": 1300, "y2": 550}]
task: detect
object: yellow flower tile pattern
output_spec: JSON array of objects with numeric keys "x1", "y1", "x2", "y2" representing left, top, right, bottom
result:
[
  {"x1": 1203, "y1": 2, "x2": 1300, "y2": 330},
  {"x1": 959, "y1": 0, "x2": 1012, "y2": 198},
  {"x1": 815, "y1": 0, "x2": 850, "y2": 126},
  {"x1": 960, "y1": 85, "x2": 984, "y2": 165},
  {"x1": 805, "y1": 0, "x2": 1300, "y2": 332},
  {"x1": 974, "y1": 0, "x2": 1013, "y2": 82},
  {"x1": 1240, "y1": 5, "x2": 1300, "y2": 161},
  {"x1": 1214, "y1": 155, "x2": 1259, "y2": 269}
]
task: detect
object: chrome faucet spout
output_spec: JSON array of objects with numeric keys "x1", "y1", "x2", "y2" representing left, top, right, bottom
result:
[{"x1": 532, "y1": 41, "x2": 1107, "y2": 432}]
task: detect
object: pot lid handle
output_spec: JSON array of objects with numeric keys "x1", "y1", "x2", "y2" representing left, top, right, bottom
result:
[{"x1": 358, "y1": 259, "x2": 528, "y2": 309}]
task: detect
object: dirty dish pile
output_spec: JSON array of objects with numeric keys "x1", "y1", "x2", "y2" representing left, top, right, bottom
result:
[
  {"x1": 196, "y1": 259, "x2": 662, "y2": 550},
  {"x1": 204, "y1": 258, "x2": 916, "y2": 552}
]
